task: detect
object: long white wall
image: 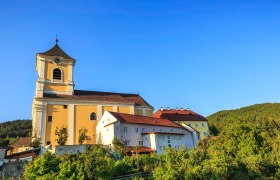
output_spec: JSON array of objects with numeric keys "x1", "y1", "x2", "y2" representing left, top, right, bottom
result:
[{"x1": 97, "y1": 111, "x2": 199, "y2": 153}]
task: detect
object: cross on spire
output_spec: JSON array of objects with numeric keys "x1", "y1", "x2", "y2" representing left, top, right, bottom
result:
[{"x1": 56, "y1": 34, "x2": 58, "y2": 45}]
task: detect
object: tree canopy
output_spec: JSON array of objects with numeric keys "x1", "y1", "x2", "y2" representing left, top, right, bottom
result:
[{"x1": 0, "y1": 119, "x2": 31, "y2": 146}]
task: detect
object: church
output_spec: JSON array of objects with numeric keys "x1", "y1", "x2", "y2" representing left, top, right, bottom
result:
[{"x1": 32, "y1": 41, "x2": 154, "y2": 146}]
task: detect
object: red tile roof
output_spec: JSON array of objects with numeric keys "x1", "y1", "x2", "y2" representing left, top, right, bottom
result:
[
  {"x1": 125, "y1": 146, "x2": 156, "y2": 153},
  {"x1": 38, "y1": 44, "x2": 75, "y2": 60},
  {"x1": 12, "y1": 137, "x2": 31, "y2": 147},
  {"x1": 109, "y1": 112, "x2": 181, "y2": 128},
  {"x1": 43, "y1": 90, "x2": 152, "y2": 107},
  {"x1": 142, "y1": 132, "x2": 185, "y2": 135},
  {"x1": 154, "y1": 109, "x2": 207, "y2": 122}
]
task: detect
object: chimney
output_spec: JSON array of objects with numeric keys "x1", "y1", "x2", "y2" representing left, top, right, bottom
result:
[
  {"x1": 167, "y1": 107, "x2": 170, "y2": 110},
  {"x1": 180, "y1": 107, "x2": 184, "y2": 111},
  {"x1": 160, "y1": 107, "x2": 163, "y2": 111},
  {"x1": 187, "y1": 108, "x2": 190, "y2": 111},
  {"x1": 176, "y1": 107, "x2": 178, "y2": 110}
]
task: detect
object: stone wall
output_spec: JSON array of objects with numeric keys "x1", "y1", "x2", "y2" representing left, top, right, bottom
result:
[
  {"x1": 0, "y1": 161, "x2": 28, "y2": 180},
  {"x1": 53, "y1": 144, "x2": 87, "y2": 156}
]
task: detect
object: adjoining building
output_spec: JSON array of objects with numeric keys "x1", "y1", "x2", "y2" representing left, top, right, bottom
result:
[
  {"x1": 96, "y1": 111, "x2": 200, "y2": 154},
  {"x1": 10, "y1": 137, "x2": 32, "y2": 154},
  {"x1": 154, "y1": 108, "x2": 210, "y2": 139},
  {"x1": 32, "y1": 41, "x2": 153, "y2": 146}
]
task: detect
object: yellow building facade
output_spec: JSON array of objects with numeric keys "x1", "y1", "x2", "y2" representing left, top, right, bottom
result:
[
  {"x1": 32, "y1": 42, "x2": 153, "y2": 146},
  {"x1": 154, "y1": 108, "x2": 210, "y2": 139}
]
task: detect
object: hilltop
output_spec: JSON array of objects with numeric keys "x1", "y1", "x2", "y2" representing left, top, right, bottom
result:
[
  {"x1": 207, "y1": 103, "x2": 280, "y2": 135},
  {"x1": 0, "y1": 119, "x2": 32, "y2": 145}
]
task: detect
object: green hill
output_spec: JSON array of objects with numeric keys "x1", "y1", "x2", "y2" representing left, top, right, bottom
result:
[
  {"x1": 0, "y1": 119, "x2": 32, "y2": 145},
  {"x1": 203, "y1": 103, "x2": 280, "y2": 177},
  {"x1": 207, "y1": 103, "x2": 280, "y2": 135}
]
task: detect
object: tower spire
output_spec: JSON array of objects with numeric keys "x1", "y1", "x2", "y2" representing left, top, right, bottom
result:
[{"x1": 56, "y1": 34, "x2": 58, "y2": 45}]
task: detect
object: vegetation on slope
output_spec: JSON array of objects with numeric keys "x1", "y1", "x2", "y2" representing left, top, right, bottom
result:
[
  {"x1": 207, "y1": 103, "x2": 280, "y2": 135},
  {"x1": 0, "y1": 119, "x2": 32, "y2": 146}
]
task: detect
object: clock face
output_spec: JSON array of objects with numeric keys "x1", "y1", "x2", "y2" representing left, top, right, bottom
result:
[{"x1": 54, "y1": 58, "x2": 61, "y2": 64}]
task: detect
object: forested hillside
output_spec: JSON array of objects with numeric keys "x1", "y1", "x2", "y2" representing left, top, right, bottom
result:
[
  {"x1": 0, "y1": 120, "x2": 32, "y2": 145},
  {"x1": 207, "y1": 103, "x2": 280, "y2": 135}
]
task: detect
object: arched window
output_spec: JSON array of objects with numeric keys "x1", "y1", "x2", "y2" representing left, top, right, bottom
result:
[
  {"x1": 53, "y1": 68, "x2": 62, "y2": 80},
  {"x1": 90, "y1": 112, "x2": 97, "y2": 120}
]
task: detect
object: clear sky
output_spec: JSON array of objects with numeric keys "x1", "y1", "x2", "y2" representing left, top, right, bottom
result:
[{"x1": 0, "y1": 0, "x2": 280, "y2": 122}]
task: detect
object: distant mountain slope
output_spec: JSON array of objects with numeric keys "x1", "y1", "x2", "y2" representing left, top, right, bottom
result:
[
  {"x1": 207, "y1": 103, "x2": 280, "y2": 135},
  {"x1": 0, "y1": 119, "x2": 32, "y2": 138}
]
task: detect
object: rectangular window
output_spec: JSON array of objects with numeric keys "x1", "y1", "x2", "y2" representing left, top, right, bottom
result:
[
  {"x1": 138, "y1": 141, "x2": 143, "y2": 146},
  {"x1": 124, "y1": 140, "x2": 130, "y2": 146},
  {"x1": 168, "y1": 140, "x2": 171, "y2": 143},
  {"x1": 135, "y1": 128, "x2": 139, "y2": 132},
  {"x1": 202, "y1": 123, "x2": 204, "y2": 127},
  {"x1": 48, "y1": 116, "x2": 52, "y2": 122},
  {"x1": 63, "y1": 105, "x2": 67, "y2": 109},
  {"x1": 142, "y1": 128, "x2": 145, "y2": 133},
  {"x1": 124, "y1": 127, "x2": 128, "y2": 132},
  {"x1": 196, "y1": 123, "x2": 198, "y2": 127}
]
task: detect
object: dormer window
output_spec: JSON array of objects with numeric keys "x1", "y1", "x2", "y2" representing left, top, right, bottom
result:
[{"x1": 53, "y1": 68, "x2": 62, "y2": 80}]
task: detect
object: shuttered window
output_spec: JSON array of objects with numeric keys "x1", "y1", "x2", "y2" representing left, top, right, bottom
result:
[{"x1": 53, "y1": 68, "x2": 62, "y2": 80}]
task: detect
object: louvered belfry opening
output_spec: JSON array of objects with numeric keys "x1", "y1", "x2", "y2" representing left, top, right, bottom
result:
[{"x1": 53, "y1": 68, "x2": 62, "y2": 80}]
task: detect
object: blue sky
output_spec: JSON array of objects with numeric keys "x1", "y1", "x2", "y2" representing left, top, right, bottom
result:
[{"x1": 0, "y1": 0, "x2": 280, "y2": 122}]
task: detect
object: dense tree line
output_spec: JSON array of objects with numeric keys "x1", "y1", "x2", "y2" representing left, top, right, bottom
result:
[
  {"x1": 0, "y1": 119, "x2": 31, "y2": 145},
  {"x1": 207, "y1": 103, "x2": 280, "y2": 135}
]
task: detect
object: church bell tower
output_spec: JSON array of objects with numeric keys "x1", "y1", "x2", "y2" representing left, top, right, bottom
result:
[
  {"x1": 35, "y1": 39, "x2": 76, "y2": 97},
  {"x1": 32, "y1": 39, "x2": 76, "y2": 140}
]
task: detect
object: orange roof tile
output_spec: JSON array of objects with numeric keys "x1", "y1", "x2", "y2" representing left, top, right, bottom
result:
[
  {"x1": 154, "y1": 109, "x2": 207, "y2": 122},
  {"x1": 125, "y1": 146, "x2": 156, "y2": 153},
  {"x1": 109, "y1": 112, "x2": 181, "y2": 128},
  {"x1": 142, "y1": 132, "x2": 185, "y2": 135},
  {"x1": 12, "y1": 137, "x2": 31, "y2": 147}
]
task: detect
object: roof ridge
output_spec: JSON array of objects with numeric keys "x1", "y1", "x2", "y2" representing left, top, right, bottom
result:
[
  {"x1": 74, "y1": 89, "x2": 139, "y2": 96},
  {"x1": 110, "y1": 111, "x2": 163, "y2": 119},
  {"x1": 109, "y1": 112, "x2": 180, "y2": 126}
]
